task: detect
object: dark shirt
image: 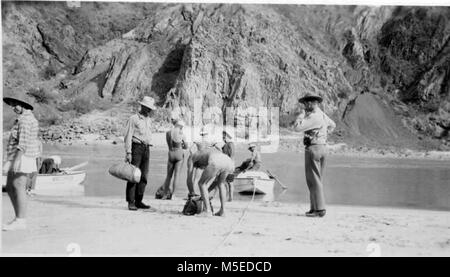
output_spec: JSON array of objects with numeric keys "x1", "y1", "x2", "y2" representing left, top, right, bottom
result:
[{"x1": 222, "y1": 142, "x2": 235, "y2": 159}]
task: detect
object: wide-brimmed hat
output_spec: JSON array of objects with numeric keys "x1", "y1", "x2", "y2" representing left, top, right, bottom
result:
[
  {"x1": 248, "y1": 142, "x2": 257, "y2": 149},
  {"x1": 222, "y1": 130, "x2": 232, "y2": 139},
  {"x1": 49, "y1": 155, "x2": 62, "y2": 166},
  {"x1": 139, "y1": 96, "x2": 157, "y2": 110},
  {"x1": 3, "y1": 96, "x2": 34, "y2": 110},
  {"x1": 298, "y1": 93, "x2": 323, "y2": 104},
  {"x1": 175, "y1": 119, "x2": 185, "y2": 127}
]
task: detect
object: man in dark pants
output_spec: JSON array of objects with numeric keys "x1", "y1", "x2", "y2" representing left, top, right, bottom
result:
[
  {"x1": 294, "y1": 93, "x2": 336, "y2": 218},
  {"x1": 124, "y1": 96, "x2": 156, "y2": 211}
]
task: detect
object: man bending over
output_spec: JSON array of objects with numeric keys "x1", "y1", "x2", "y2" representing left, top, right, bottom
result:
[{"x1": 188, "y1": 149, "x2": 234, "y2": 217}]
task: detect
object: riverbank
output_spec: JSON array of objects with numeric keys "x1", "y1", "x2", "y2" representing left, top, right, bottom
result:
[
  {"x1": 2, "y1": 195, "x2": 449, "y2": 256},
  {"x1": 34, "y1": 131, "x2": 450, "y2": 161}
]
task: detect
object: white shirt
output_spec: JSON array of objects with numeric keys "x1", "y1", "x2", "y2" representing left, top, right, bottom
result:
[{"x1": 294, "y1": 107, "x2": 336, "y2": 145}]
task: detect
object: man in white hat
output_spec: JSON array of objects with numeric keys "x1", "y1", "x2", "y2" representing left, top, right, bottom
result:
[
  {"x1": 123, "y1": 96, "x2": 157, "y2": 211},
  {"x1": 295, "y1": 93, "x2": 336, "y2": 218},
  {"x1": 235, "y1": 142, "x2": 262, "y2": 173}
]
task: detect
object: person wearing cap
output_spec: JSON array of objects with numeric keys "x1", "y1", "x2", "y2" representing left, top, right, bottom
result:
[
  {"x1": 235, "y1": 143, "x2": 262, "y2": 173},
  {"x1": 188, "y1": 149, "x2": 234, "y2": 217},
  {"x1": 158, "y1": 119, "x2": 188, "y2": 200},
  {"x1": 123, "y1": 96, "x2": 156, "y2": 211},
  {"x1": 209, "y1": 130, "x2": 235, "y2": 201},
  {"x1": 3, "y1": 96, "x2": 41, "y2": 231},
  {"x1": 295, "y1": 92, "x2": 336, "y2": 218}
]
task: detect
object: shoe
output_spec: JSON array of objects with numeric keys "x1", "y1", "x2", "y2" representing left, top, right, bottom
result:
[
  {"x1": 305, "y1": 209, "x2": 315, "y2": 217},
  {"x1": 316, "y1": 209, "x2": 326, "y2": 217},
  {"x1": 305, "y1": 209, "x2": 326, "y2": 218},
  {"x1": 135, "y1": 202, "x2": 150, "y2": 209},
  {"x1": 2, "y1": 218, "x2": 26, "y2": 231},
  {"x1": 128, "y1": 202, "x2": 138, "y2": 211}
]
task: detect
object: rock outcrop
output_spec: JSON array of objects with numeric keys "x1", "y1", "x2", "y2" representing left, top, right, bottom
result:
[{"x1": 2, "y1": 2, "x2": 449, "y2": 149}]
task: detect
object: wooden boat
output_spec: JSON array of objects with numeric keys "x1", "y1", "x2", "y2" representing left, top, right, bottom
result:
[
  {"x1": 2, "y1": 170, "x2": 86, "y2": 196},
  {"x1": 234, "y1": 171, "x2": 275, "y2": 195}
]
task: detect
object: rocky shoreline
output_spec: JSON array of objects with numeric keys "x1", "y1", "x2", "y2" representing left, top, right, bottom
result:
[{"x1": 7, "y1": 130, "x2": 445, "y2": 161}]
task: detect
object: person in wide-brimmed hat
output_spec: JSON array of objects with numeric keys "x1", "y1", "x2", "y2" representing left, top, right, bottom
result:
[
  {"x1": 3, "y1": 96, "x2": 41, "y2": 231},
  {"x1": 298, "y1": 92, "x2": 323, "y2": 104},
  {"x1": 123, "y1": 96, "x2": 157, "y2": 211},
  {"x1": 235, "y1": 142, "x2": 262, "y2": 174},
  {"x1": 157, "y1": 119, "x2": 188, "y2": 200},
  {"x1": 294, "y1": 92, "x2": 336, "y2": 218},
  {"x1": 3, "y1": 96, "x2": 34, "y2": 111}
]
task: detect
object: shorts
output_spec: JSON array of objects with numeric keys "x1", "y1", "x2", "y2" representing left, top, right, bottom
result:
[
  {"x1": 168, "y1": 149, "x2": 184, "y2": 163},
  {"x1": 6, "y1": 155, "x2": 38, "y2": 174}
]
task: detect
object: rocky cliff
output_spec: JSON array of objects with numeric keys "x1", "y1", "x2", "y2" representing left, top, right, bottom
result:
[{"x1": 2, "y1": 2, "x2": 449, "y2": 150}]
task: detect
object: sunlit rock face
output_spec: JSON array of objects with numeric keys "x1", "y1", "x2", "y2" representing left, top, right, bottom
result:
[{"x1": 2, "y1": 2, "x2": 449, "y2": 148}]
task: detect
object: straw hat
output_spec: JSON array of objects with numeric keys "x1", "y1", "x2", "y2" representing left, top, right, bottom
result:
[
  {"x1": 3, "y1": 96, "x2": 34, "y2": 110},
  {"x1": 248, "y1": 142, "x2": 257, "y2": 150},
  {"x1": 139, "y1": 96, "x2": 157, "y2": 110},
  {"x1": 49, "y1": 155, "x2": 61, "y2": 166},
  {"x1": 298, "y1": 93, "x2": 323, "y2": 104},
  {"x1": 222, "y1": 130, "x2": 232, "y2": 139}
]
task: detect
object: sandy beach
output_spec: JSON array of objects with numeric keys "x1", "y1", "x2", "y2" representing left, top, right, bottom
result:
[{"x1": 2, "y1": 194, "x2": 449, "y2": 257}]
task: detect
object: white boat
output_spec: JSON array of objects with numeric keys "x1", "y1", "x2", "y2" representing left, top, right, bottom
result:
[
  {"x1": 234, "y1": 171, "x2": 275, "y2": 196},
  {"x1": 2, "y1": 170, "x2": 86, "y2": 196}
]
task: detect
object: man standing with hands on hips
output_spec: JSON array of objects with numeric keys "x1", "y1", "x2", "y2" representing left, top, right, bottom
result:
[
  {"x1": 294, "y1": 93, "x2": 336, "y2": 218},
  {"x1": 124, "y1": 96, "x2": 156, "y2": 211}
]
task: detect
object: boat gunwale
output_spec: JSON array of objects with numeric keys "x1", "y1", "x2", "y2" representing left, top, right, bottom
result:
[{"x1": 36, "y1": 170, "x2": 86, "y2": 177}]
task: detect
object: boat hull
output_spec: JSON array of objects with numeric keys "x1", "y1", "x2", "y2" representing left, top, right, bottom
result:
[
  {"x1": 2, "y1": 171, "x2": 86, "y2": 196},
  {"x1": 234, "y1": 171, "x2": 275, "y2": 199}
]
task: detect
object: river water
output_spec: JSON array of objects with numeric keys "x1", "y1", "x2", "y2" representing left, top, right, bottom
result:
[{"x1": 42, "y1": 143, "x2": 450, "y2": 211}]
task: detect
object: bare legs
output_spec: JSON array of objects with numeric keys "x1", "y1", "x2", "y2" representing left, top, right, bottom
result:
[
  {"x1": 199, "y1": 167, "x2": 229, "y2": 217},
  {"x1": 6, "y1": 172, "x2": 28, "y2": 219},
  {"x1": 162, "y1": 152, "x2": 185, "y2": 198},
  {"x1": 162, "y1": 161, "x2": 175, "y2": 195},
  {"x1": 172, "y1": 159, "x2": 184, "y2": 195},
  {"x1": 197, "y1": 167, "x2": 216, "y2": 217}
]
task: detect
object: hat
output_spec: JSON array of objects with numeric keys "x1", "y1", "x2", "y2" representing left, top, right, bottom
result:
[
  {"x1": 175, "y1": 119, "x2": 185, "y2": 127},
  {"x1": 248, "y1": 142, "x2": 257, "y2": 149},
  {"x1": 298, "y1": 93, "x2": 323, "y2": 104},
  {"x1": 139, "y1": 96, "x2": 157, "y2": 110},
  {"x1": 49, "y1": 155, "x2": 61, "y2": 166},
  {"x1": 222, "y1": 131, "x2": 232, "y2": 139},
  {"x1": 3, "y1": 96, "x2": 34, "y2": 110}
]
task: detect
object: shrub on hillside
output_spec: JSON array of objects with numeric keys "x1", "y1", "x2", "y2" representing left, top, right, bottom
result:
[
  {"x1": 42, "y1": 64, "x2": 57, "y2": 80},
  {"x1": 27, "y1": 87, "x2": 56, "y2": 104}
]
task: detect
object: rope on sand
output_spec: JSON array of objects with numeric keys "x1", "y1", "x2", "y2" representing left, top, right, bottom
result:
[{"x1": 209, "y1": 180, "x2": 257, "y2": 256}]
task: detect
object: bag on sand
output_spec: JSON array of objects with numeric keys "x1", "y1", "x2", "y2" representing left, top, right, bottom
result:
[
  {"x1": 108, "y1": 163, "x2": 141, "y2": 183},
  {"x1": 182, "y1": 196, "x2": 213, "y2": 216},
  {"x1": 155, "y1": 185, "x2": 172, "y2": 200}
]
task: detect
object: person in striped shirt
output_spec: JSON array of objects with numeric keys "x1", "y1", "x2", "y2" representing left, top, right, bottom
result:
[{"x1": 3, "y1": 96, "x2": 41, "y2": 231}]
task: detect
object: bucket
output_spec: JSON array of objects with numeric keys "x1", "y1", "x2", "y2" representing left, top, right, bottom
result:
[{"x1": 108, "y1": 163, "x2": 141, "y2": 183}]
